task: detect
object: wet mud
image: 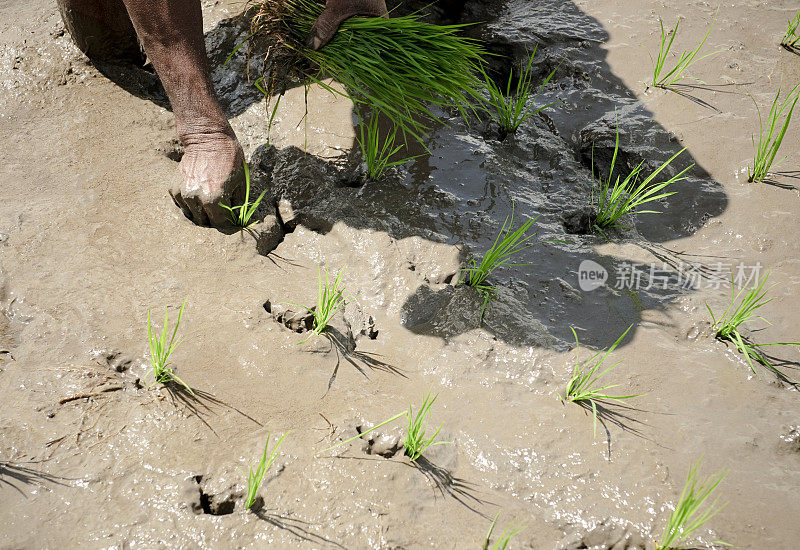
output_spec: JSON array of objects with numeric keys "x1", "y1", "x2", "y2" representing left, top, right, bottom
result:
[{"x1": 2, "y1": 0, "x2": 800, "y2": 548}]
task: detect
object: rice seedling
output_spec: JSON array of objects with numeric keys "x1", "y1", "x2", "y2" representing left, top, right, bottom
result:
[
  {"x1": 319, "y1": 411, "x2": 406, "y2": 455},
  {"x1": 656, "y1": 459, "x2": 727, "y2": 550},
  {"x1": 781, "y1": 10, "x2": 800, "y2": 50},
  {"x1": 483, "y1": 512, "x2": 524, "y2": 550},
  {"x1": 357, "y1": 114, "x2": 418, "y2": 181},
  {"x1": 650, "y1": 15, "x2": 720, "y2": 89},
  {"x1": 707, "y1": 272, "x2": 800, "y2": 380},
  {"x1": 561, "y1": 325, "x2": 641, "y2": 437},
  {"x1": 403, "y1": 392, "x2": 450, "y2": 462},
  {"x1": 219, "y1": 160, "x2": 266, "y2": 228},
  {"x1": 481, "y1": 45, "x2": 560, "y2": 135},
  {"x1": 460, "y1": 208, "x2": 537, "y2": 322},
  {"x1": 591, "y1": 124, "x2": 692, "y2": 232},
  {"x1": 249, "y1": 0, "x2": 486, "y2": 143},
  {"x1": 252, "y1": 75, "x2": 283, "y2": 147},
  {"x1": 146, "y1": 300, "x2": 192, "y2": 394},
  {"x1": 319, "y1": 393, "x2": 449, "y2": 462},
  {"x1": 245, "y1": 432, "x2": 289, "y2": 510},
  {"x1": 747, "y1": 83, "x2": 800, "y2": 183},
  {"x1": 291, "y1": 265, "x2": 347, "y2": 343}
]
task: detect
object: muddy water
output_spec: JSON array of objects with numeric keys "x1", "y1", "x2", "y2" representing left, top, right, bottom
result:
[{"x1": 2, "y1": 0, "x2": 800, "y2": 548}]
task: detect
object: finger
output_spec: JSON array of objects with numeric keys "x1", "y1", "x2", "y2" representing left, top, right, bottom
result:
[
  {"x1": 185, "y1": 196, "x2": 210, "y2": 227},
  {"x1": 308, "y1": 11, "x2": 349, "y2": 50},
  {"x1": 228, "y1": 161, "x2": 246, "y2": 206},
  {"x1": 308, "y1": 0, "x2": 388, "y2": 50},
  {"x1": 205, "y1": 202, "x2": 233, "y2": 228},
  {"x1": 372, "y1": 0, "x2": 388, "y2": 17},
  {"x1": 169, "y1": 189, "x2": 194, "y2": 221}
]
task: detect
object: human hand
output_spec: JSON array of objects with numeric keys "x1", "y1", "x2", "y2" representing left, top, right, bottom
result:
[{"x1": 307, "y1": 0, "x2": 388, "y2": 50}]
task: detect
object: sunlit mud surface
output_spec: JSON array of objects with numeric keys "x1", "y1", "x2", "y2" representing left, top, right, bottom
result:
[{"x1": 2, "y1": 0, "x2": 800, "y2": 548}]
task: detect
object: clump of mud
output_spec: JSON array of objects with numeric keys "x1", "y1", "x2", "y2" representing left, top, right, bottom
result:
[
  {"x1": 356, "y1": 422, "x2": 403, "y2": 458},
  {"x1": 558, "y1": 520, "x2": 650, "y2": 550}
]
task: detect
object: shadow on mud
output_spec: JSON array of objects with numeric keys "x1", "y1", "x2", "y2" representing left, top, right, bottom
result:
[
  {"x1": 165, "y1": 384, "x2": 263, "y2": 435},
  {"x1": 409, "y1": 455, "x2": 492, "y2": 517},
  {"x1": 253, "y1": 508, "x2": 347, "y2": 548},
  {"x1": 0, "y1": 461, "x2": 70, "y2": 496},
  {"x1": 320, "y1": 331, "x2": 406, "y2": 396},
  {"x1": 208, "y1": 0, "x2": 732, "y2": 350}
]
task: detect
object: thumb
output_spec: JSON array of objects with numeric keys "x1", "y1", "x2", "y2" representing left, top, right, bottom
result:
[
  {"x1": 307, "y1": 7, "x2": 347, "y2": 51},
  {"x1": 307, "y1": 0, "x2": 389, "y2": 51}
]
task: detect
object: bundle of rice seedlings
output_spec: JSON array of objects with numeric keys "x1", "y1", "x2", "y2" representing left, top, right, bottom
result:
[
  {"x1": 245, "y1": 432, "x2": 288, "y2": 510},
  {"x1": 460, "y1": 208, "x2": 537, "y2": 323},
  {"x1": 591, "y1": 124, "x2": 692, "y2": 233},
  {"x1": 656, "y1": 459, "x2": 727, "y2": 550},
  {"x1": 707, "y1": 272, "x2": 800, "y2": 380},
  {"x1": 481, "y1": 45, "x2": 560, "y2": 135},
  {"x1": 248, "y1": 0, "x2": 486, "y2": 143},
  {"x1": 747, "y1": 83, "x2": 800, "y2": 183},
  {"x1": 357, "y1": 114, "x2": 419, "y2": 180},
  {"x1": 147, "y1": 300, "x2": 192, "y2": 394},
  {"x1": 483, "y1": 512, "x2": 524, "y2": 550},
  {"x1": 561, "y1": 325, "x2": 642, "y2": 437},
  {"x1": 650, "y1": 15, "x2": 720, "y2": 89},
  {"x1": 403, "y1": 392, "x2": 450, "y2": 462},
  {"x1": 781, "y1": 10, "x2": 800, "y2": 50}
]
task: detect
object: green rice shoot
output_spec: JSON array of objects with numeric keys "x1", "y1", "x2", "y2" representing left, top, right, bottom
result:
[
  {"x1": 707, "y1": 272, "x2": 800, "y2": 380},
  {"x1": 146, "y1": 300, "x2": 192, "y2": 394},
  {"x1": 245, "y1": 432, "x2": 289, "y2": 510},
  {"x1": 656, "y1": 459, "x2": 727, "y2": 550},
  {"x1": 460, "y1": 208, "x2": 537, "y2": 322},
  {"x1": 250, "y1": 0, "x2": 486, "y2": 144},
  {"x1": 592, "y1": 124, "x2": 692, "y2": 232},
  {"x1": 781, "y1": 10, "x2": 800, "y2": 49},
  {"x1": 562, "y1": 325, "x2": 641, "y2": 437},
  {"x1": 357, "y1": 114, "x2": 418, "y2": 181},
  {"x1": 318, "y1": 393, "x2": 449, "y2": 462},
  {"x1": 404, "y1": 391, "x2": 450, "y2": 462},
  {"x1": 291, "y1": 265, "x2": 347, "y2": 344},
  {"x1": 481, "y1": 45, "x2": 560, "y2": 135},
  {"x1": 220, "y1": 160, "x2": 267, "y2": 228},
  {"x1": 319, "y1": 411, "x2": 406, "y2": 455},
  {"x1": 483, "y1": 512, "x2": 524, "y2": 550},
  {"x1": 650, "y1": 15, "x2": 720, "y2": 89},
  {"x1": 747, "y1": 83, "x2": 800, "y2": 183}
]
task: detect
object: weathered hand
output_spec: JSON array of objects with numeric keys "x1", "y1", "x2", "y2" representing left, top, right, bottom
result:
[
  {"x1": 169, "y1": 133, "x2": 245, "y2": 228},
  {"x1": 308, "y1": 0, "x2": 389, "y2": 50}
]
